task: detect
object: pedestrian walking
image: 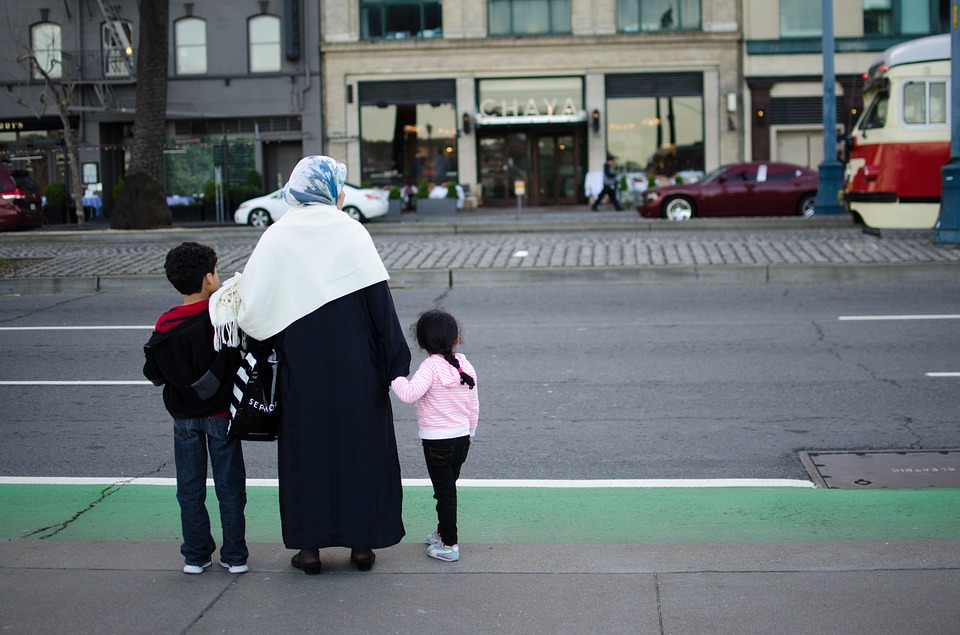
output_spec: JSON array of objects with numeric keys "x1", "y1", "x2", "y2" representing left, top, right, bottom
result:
[
  {"x1": 391, "y1": 309, "x2": 479, "y2": 562},
  {"x1": 143, "y1": 242, "x2": 247, "y2": 575},
  {"x1": 592, "y1": 156, "x2": 623, "y2": 211}
]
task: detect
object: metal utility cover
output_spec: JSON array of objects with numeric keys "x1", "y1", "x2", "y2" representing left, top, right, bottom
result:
[{"x1": 799, "y1": 450, "x2": 960, "y2": 489}]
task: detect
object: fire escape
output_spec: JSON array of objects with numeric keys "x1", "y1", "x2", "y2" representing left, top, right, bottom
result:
[{"x1": 68, "y1": 0, "x2": 137, "y2": 113}]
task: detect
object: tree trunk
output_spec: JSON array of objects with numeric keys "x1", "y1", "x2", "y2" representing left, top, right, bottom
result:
[{"x1": 111, "y1": 0, "x2": 171, "y2": 229}]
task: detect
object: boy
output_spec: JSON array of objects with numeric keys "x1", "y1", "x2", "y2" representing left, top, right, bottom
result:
[{"x1": 143, "y1": 242, "x2": 247, "y2": 574}]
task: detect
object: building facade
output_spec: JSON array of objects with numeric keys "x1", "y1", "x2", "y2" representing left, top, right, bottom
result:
[
  {"x1": 743, "y1": 0, "x2": 949, "y2": 168},
  {"x1": 321, "y1": 0, "x2": 741, "y2": 206},
  {"x1": 0, "y1": 0, "x2": 321, "y2": 217},
  {"x1": 1, "y1": 1, "x2": 950, "y2": 216}
]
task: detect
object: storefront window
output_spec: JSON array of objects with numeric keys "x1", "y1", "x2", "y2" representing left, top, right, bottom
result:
[
  {"x1": 175, "y1": 17, "x2": 207, "y2": 75},
  {"x1": 360, "y1": 103, "x2": 457, "y2": 186},
  {"x1": 31, "y1": 22, "x2": 62, "y2": 79},
  {"x1": 606, "y1": 96, "x2": 703, "y2": 176},
  {"x1": 102, "y1": 20, "x2": 133, "y2": 78},
  {"x1": 864, "y1": 0, "x2": 947, "y2": 36},
  {"x1": 488, "y1": 0, "x2": 572, "y2": 36},
  {"x1": 361, "y1": 1, "x2": 442, "y2": 40},
  {"x1": 249, "y1": 15, "x2": 281, "y2": 73},
  {"x1": 779, "y1": 0, "x2": 821, "y2": 37},
  {"x1": 617, "y1": 0, "x2": 701, "y2": 32}
]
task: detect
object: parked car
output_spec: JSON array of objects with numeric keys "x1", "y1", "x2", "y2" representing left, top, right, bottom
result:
[
  {"x1": 234, "y1": 184, "x2": 388, "y2": 227},
  {"x1": 638, "y1": 162, "x2": 818, "y2": 221},
  {"x1": 0, "y1": 169, "x2": 44, "y2": 231}
]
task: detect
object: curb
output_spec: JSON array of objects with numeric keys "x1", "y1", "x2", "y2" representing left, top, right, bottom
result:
[{"x1": 3, "y1": 261, "x2": 957, "y2": 295}]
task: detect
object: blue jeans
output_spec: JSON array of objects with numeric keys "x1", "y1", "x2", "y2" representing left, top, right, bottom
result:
[
  {"x1": 422, "y1": 436, "x2": 471, "y2": 546},
  {"x1": 173, "y1": 416, "x2": 248, "y2": 566}
]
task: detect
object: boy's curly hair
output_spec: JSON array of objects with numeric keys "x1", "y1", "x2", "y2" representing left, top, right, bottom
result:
[{"x1": 164, "y1": 242, "x2": 217, "y2": 295}]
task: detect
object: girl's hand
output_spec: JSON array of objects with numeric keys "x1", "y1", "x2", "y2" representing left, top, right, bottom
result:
[{"x1": 469, "y1": 437, "x2": 474, "y2": 444}]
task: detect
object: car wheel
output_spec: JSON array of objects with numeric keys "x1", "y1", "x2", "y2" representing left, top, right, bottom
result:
[
  {"x1": 248, "y1": 209, "x2": 272, "y2": 228},
  {"x1": 798, "y1": 194, "x2": 816, "y2": 217},
  {"x1": 343, "y1": 206, "x2": 366, "y2": 223},
  {"x1": 663, "y1": 196, "x2": 695, "y2": 221}
]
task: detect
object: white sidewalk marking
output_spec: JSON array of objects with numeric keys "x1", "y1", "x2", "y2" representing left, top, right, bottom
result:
[
  {"x1": 0, "y1": 381, "x2": 153, "y2": 386},
  {"x1": 927, "y1": 372, "x2": 960, "y2": 377},
  {"x1": 838, "y1": 314, "x2": 960, "y2": 321},
  {"x1": 0, "y1": 326, "x2": 153, "y2": 330},
  {"x1": 0, "y1": 476, "x2": 815, "y2": 488}
]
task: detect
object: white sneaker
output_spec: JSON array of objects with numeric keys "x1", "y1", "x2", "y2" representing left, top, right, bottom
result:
[
  {"x1": 220, "y1": 561, "x2": 249, "y2": 574},
  {"x1": 183, "y1": 561, "x2": 212, "y2": 574},
  {"x1": 426, "y1": 530, "x2": 442, "y2": 546},
  {"x1": 427, "y1": 543, "x2": 459, "y2": 562}
]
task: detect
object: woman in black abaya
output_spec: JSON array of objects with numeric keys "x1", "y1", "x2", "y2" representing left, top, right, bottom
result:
[{"x1": 211, "y1": 156, "x2": 410, "y2": 573}]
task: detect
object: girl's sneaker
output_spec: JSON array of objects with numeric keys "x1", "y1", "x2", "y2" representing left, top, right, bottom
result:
[
  {"x1": 427, "y1": 543, "x2": 459, "y2": 562},
  {"x1": 426, "y1": 530, "x2": 442, "y2": 546}
]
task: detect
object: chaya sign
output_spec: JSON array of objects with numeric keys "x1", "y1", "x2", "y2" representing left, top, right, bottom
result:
[{"x1": 476, "y1": 97, "x2": 585, "y2": 125}]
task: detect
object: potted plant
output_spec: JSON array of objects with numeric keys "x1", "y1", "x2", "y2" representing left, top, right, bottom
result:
[
  {"x1": 416, "y1": 178, "x2": 457, "y2": 214},
  {"x1": 387, "y1": 186, "x2": 402, "y2": 216},
  {"x1": 43, "y1": 182, "x2": 70, "y2": 224}
]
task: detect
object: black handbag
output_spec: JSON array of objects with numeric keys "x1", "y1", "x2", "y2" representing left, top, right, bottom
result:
[{"x1": 228, "y1": 338, "x2": 280, "y2": 441}]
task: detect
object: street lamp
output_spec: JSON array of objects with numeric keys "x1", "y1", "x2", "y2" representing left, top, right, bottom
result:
[{"x1": 814, "y1": 0, "x2": 845, "y2": 216}]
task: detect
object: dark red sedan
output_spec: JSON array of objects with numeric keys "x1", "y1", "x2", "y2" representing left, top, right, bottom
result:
[
  {"x1": 0, "y1": 169, "x2": 44, "y2": 231},
  {"x1": 638, "y1": 162, "x2": 818, "y2": 221}
]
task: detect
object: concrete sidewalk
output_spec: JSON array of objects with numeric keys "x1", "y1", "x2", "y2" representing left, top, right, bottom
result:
[
  {"x1": 2, "y1": 207, "x2": 959, "y2": 293},
  {"x1": 2, "y1": 538, "x2": 958, "y2": 634}
]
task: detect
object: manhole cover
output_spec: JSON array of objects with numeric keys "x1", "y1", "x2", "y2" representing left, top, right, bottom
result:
[{"x1": 798, "y1": 449, "x2": 960, "y2": 489}]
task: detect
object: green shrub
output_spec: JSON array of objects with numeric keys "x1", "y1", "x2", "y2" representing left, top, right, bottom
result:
[
  {"x1": 415, "y1": 177, "x2": 431, "y2": 199},
  {"x1": 44, "y1": 183, "x2": 68, "y2": 206},
  {"x1": 446, "y1": 183, "x2": 458, "y2": 199},
  {"x1": 202, "y1": 181, "x2": 216, "y2": 201},
  {"x1": 113, "y1": 179, "x2": 123, "y2": 202},
  {"x1": 388, "y1": 186, "x2": 402, "y2": 200}
]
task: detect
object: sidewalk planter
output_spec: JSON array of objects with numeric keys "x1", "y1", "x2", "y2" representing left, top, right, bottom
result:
[
  {"x1": 416, "y1": 198, "x2": 457, "y2": 214},
  {"x1": 387, "y1": 199, "x2": 403, "y2": 216}
]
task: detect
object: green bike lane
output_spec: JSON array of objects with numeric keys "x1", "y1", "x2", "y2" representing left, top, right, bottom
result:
[{"x1": 3, "y1": 483, "x2": 960, "y2": 544}]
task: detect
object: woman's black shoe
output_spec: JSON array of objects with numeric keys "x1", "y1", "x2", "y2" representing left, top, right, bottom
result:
[
  {"x1": 291, "y1": 551, "x2": 322, "y2": 575},
  {"x1": 350, "y1": 548, "x2": 375, "y2": 571}
]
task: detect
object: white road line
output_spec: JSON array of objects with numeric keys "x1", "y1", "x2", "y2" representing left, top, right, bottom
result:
[
  {"x1": 0, "y1": 476, "x2": 815, "y2": 488},
  {"x1": 838, "y1": 314, "x2": 960, "y2": 321},
  {"x1": 927, "y1": 372, "x2": 960, "y2": 377},
  {"x1": 0, "y1": 381, "x2": 153, "y2": 386},
  {"x1": 0, "y1": 326, "x2": 153, "y2": 331}
]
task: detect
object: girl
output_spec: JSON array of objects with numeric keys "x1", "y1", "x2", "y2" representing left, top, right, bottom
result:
[{"x1": 391, "y1": 309, "x2": 479, "y2": 562}]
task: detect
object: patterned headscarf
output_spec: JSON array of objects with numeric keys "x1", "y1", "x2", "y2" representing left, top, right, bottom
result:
[{"x1": 282, "y1": 155, "x2": 347, "y2": 207}]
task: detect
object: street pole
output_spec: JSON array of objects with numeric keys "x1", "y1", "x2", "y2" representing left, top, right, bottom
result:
[
  {"x1": 934, "y1": 0, "x2": 960, "y2": 243},
  {"x1": 814, "y1": 0, "x2": 845, "y2": 215}
]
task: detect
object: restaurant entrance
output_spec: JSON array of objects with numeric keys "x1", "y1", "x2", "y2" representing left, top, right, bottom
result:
[{"x1": 478, "y1": 126, "x2": 585, "y2": 206}]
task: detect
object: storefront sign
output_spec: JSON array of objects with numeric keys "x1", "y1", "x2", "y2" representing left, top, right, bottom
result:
[
  {"x1": 476, "y1": 98, "x2": 585, "y2": 125},
  {"x1": 476, "y1": 77, "x2": 585, "y2": 126},
  {"x1": 0, "y1": 121, "x2": 26, "y2": 131}
]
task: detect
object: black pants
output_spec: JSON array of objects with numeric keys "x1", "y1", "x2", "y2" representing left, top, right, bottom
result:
[
  {"x1": 593, "y1": 185, "x2": 622, "y2": 210},
  {"x1": 422, "y1": 436, "x2": 471, "y2": 546}
]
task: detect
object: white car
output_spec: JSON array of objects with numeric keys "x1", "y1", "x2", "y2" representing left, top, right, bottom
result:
[{"x1": 234, "y1": 184, "x2": 388, "y2": 227}]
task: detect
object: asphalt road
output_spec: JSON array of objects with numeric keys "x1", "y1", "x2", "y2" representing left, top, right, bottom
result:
[{"x1": 1, "y1": 281, "x2": 958, "y2": 482}]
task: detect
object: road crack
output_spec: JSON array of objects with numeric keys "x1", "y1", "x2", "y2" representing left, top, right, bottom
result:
[{"x1": 24, "y1": 462, "x2": 169, "y2": 539}]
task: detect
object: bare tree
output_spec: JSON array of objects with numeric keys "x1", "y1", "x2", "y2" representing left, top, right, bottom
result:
[
  {"x1": 11, "y1": 39, "x2": 86, "y2": 225},
  {"x1": 111, "y1": 0, "x2": 171, "y2": 229}
]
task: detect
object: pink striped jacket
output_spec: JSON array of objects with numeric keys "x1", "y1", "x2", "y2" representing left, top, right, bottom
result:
[{"x1": 390, "y1": 353, "x2": 479, "y2": 440}]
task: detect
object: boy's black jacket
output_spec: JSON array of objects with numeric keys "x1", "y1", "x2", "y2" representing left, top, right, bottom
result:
[{"x1": 143, "y1": 310, "x2": 241, "y2": 419}]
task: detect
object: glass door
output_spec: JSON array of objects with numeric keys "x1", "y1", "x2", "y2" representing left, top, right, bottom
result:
[{"x1": 534, "y1": 131, "x2": 580, "y2": 205}]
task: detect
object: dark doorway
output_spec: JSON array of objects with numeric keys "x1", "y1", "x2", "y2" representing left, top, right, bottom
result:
[{"x1": 478, "y1": 126, "x2": 585, "y2": 206}]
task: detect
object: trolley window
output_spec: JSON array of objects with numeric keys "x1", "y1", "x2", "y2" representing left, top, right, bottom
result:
[
  {"x1": 902, "y1": 80, "x2": 948, "y2": 126},
  {"x1": 859, "y1": 93, "x2": 888, "y2": 131}
]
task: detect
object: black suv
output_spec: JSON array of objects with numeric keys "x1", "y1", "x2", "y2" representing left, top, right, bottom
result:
[{"x1": 0, "y1": 168, "x2": 44, "y2": 231}]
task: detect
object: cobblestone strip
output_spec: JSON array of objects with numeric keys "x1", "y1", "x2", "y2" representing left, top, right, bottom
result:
[{"x1": 3, "y1": 228, "x2": 960, "y2": 277}]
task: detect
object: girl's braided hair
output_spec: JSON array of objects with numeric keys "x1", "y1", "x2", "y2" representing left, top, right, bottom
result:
[{"x1": 413, "y1": 308, "x2": 475, "y2": 389}]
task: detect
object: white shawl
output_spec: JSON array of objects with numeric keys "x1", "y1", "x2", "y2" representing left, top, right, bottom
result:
[{"x1": 210, "y1": 204, "x2": 389, "y2": 348}]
